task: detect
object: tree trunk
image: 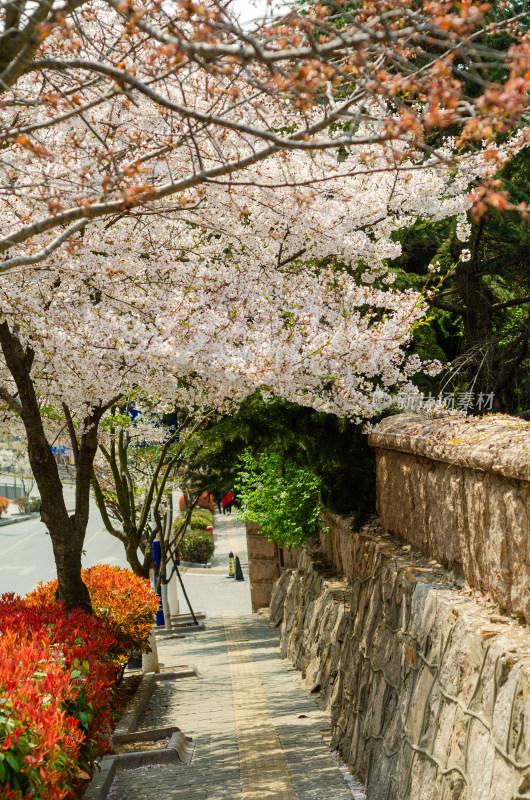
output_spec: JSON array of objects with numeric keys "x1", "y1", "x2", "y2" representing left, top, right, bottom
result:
[
  {"x1": 0, "y1": 322, "x2": 97, "y2": 610},
  {"x1": 451, "y1": 230, "x2": 506, "y2": 411},
  {"x1": 125, "y1": 531, "x2": 150, "y2": 579},
  {"x1": 49, "y1": 527, "x2": 91, "y2": 609}
]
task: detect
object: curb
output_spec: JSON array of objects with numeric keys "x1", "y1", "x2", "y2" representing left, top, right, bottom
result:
[
  {"x1": 114, "y1": 668, "x2": 200, "y2": 736},
  {"x1": 114, "y1": 672, "x2": 157, "y2": 735},
  {"x1": 155, "y1": 622, "x2": 205, "y2": 635},
  {"x1": 0, "y1": 513, "x2": 39, "y2": 527},
  {"x1": 112, "y1": 725, "x2": 181, "y2": 745},
  {"x1": 84, "y1": 668, "x2": 199, "y2": 799},
  {"x1": 153, "y1": 614, "x2": 206, "y2": 635},
  {"x1": 0, "y1": 508, "x2": 75, "y2": 529},
  {"x1": 107, "y1": 731, "x2": 193, "y2": 770},
  {"x1": 180, "y1": 564, "x2": 249, "y2": 575},
  {"x1": 84, "y1": 731, "x2": 193, "y2": 799},
  {"x1": 83, "y1": 758, "x2": 117, "y2": 800}
]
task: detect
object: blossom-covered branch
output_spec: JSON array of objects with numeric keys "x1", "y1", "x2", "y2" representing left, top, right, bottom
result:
[{"x1": 1, "y1": 0, "x2": 529, "y2": 267}]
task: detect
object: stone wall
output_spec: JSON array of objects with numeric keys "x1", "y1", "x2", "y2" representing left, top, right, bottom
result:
[
  {"x1": 368, "y1": 413, "x2": 530, "y2": 623},
  {"x1": 245, "y1": 521, "x2": 302, "y2": 610},
  {"x1": 270, "y1": 516, "x2": 530, "y2": 800}
]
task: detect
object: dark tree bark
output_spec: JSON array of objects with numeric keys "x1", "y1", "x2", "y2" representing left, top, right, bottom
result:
[
  {"x1": 0, "y1": 321, "x2": 112, "y2": 610},
  {"x1": 450, "y1": 224, "x2": 502, "y2": 407},
  {"x1": 434, "y1": 224, "x2": 530, "y2": 413}
]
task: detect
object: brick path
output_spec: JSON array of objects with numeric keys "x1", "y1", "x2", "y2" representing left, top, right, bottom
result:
[
  {"x1": 224, "y1": 616, "x2": 297, "y2": 800},
  {"x1": 107, "y1": 516, "x2": 365, "y2": 799}
]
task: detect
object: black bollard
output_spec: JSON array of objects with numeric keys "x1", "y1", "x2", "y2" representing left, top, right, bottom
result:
[
  {"x1": 235, "y1": 555, "x2": 244, "y2": 581},
  {"x1": 227, "y1": 551, "x2": 235, "y2": 578}
]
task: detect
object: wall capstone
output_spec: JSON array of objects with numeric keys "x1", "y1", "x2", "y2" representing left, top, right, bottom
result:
[{"x1": 368, "y1": 413, "x2": 530, "y2": 622}]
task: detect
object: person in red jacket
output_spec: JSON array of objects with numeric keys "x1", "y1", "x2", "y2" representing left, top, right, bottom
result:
[{"x1": 221, "y1": 491, "x2": 234, "y2": 515}]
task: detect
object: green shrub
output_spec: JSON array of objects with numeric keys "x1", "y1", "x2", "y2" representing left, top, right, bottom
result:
[
  {"x1": 14, "y1": 496, "x2": 42, "y2": 514},
  {"x1": 179, "y1": 528, "x2": 215, "y2": 564},
  {"x1": 235, "y1": 450, "x2": 323, "y2": 548},
  {"x1": 173, "y1": 509, "x2": 214, "y2": 534},
  {"x1": 190, "y1": 508, "x2": 214, "y2": 528},
  {"x1": 173, "y1": 516, "x2": 185, "y2": 534}
]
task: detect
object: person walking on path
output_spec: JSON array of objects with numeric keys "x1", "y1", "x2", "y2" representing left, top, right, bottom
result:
[{"x1": 221, "y1": 490, "x2": 234, "y2": 515}]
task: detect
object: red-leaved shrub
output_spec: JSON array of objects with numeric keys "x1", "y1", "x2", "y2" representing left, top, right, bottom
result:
[
  {"x1": 179, "y1": 491, "x2": 215, "y2": 513},
  {"x1": 0, "y1": 593, "x2": 118, "y2": 796},
  {"x1": 28, "y1": 564, "x2": 159, "y2": 662},
  {"x1": 0, "y1": 629, "x2": 83, "y2": 799},
  {"x1": 0, "y1": 566, "x2": 158, "y2": 799}
]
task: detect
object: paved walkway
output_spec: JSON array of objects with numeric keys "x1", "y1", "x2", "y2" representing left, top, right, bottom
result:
[
  {"x1": 180, "y1": 510, "x2": 248, "y2": 576},
  {"x1": 176, "y1": 512, "x2": 251, "y2": 618},
  {"x1": 108, "y1": 517, "x2": 365, "y2": 799}
]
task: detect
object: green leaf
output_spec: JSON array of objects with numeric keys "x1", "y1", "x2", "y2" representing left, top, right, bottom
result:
[{"x1": 6, "y1": 752, "x2": 21, "y2": 772}]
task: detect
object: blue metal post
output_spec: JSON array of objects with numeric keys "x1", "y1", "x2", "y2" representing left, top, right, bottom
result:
[{"x1": 152, "y1": 539, "x2": 165, "y2": 626}]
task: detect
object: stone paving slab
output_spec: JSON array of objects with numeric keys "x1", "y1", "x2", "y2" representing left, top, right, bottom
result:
[
  {"x1": 108, "y1": 617, "x2": 240, "y2": 800},
  {"x1": 210, "y1": 512, "x2": 248, "y2": 569},
  {"x1": 176, "y1": 513, "x2": 251, "y2": 615},
  {"x1": 241, "y1": 616, "x2": 359, "y2": 800}
]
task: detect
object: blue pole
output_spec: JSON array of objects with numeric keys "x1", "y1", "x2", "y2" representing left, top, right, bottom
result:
[{"x1": 152, "y1": 540, "x2": 165, "y2": 627}]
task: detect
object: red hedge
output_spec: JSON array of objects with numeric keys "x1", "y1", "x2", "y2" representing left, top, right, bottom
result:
[
  {"x1": 28, "y1": 564, "x2": 160, "y2": 661},
  {"x1": 0, "y1": 629, "x2": 83, "y2": 800},
  {"x1": 0, "y1": 566, "x2": 159, "y2": 799}
]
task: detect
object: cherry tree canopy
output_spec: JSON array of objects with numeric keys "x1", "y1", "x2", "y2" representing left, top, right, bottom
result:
[
  {"x1": 1, "y1": 134, "x2": 520, "y2": 422},
  {"x1": 1, "y1": 0, "x2": 528, "y2": 607},
  {"x1": 1, "y1": 0, "x2": 529, "y2": 275}
]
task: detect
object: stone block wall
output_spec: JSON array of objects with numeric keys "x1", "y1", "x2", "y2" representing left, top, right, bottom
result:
[
  {"x1": 245, "y1": 521, "x2": 302, "y2": 610},
  {"x1": 270, "y1": 517, "x2": 530, "y2": 800},
  {"x1": 368, "y1": 413, "x2": 530, "y2": 623}
]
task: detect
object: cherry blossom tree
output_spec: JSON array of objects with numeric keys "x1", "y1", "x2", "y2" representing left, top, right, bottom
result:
[
  {"x1": 0, "y1": 134, "x2": 507, "y2": 606},
  {"x1": 0, "y1": 0, "x2": 528, "y2": 606},
  {"x1": 91, "y1": 405, "x2": 205, "y2": 578}
]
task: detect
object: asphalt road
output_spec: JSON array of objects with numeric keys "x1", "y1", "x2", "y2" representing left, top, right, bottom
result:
[{"x1": 0, "y1": 490, "x2": 130, "y2": 596}]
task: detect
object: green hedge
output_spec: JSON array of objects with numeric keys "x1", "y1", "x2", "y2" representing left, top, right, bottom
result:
[
  {"x1": 173, "y1": 508, "x2": 214, "y2": 533},
  {"x1": 179, "y1": 529, "x2": 215, "y2": 564},
  {"x1": 191, "y1": 508, "x2": 214, "y2": 527}
]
